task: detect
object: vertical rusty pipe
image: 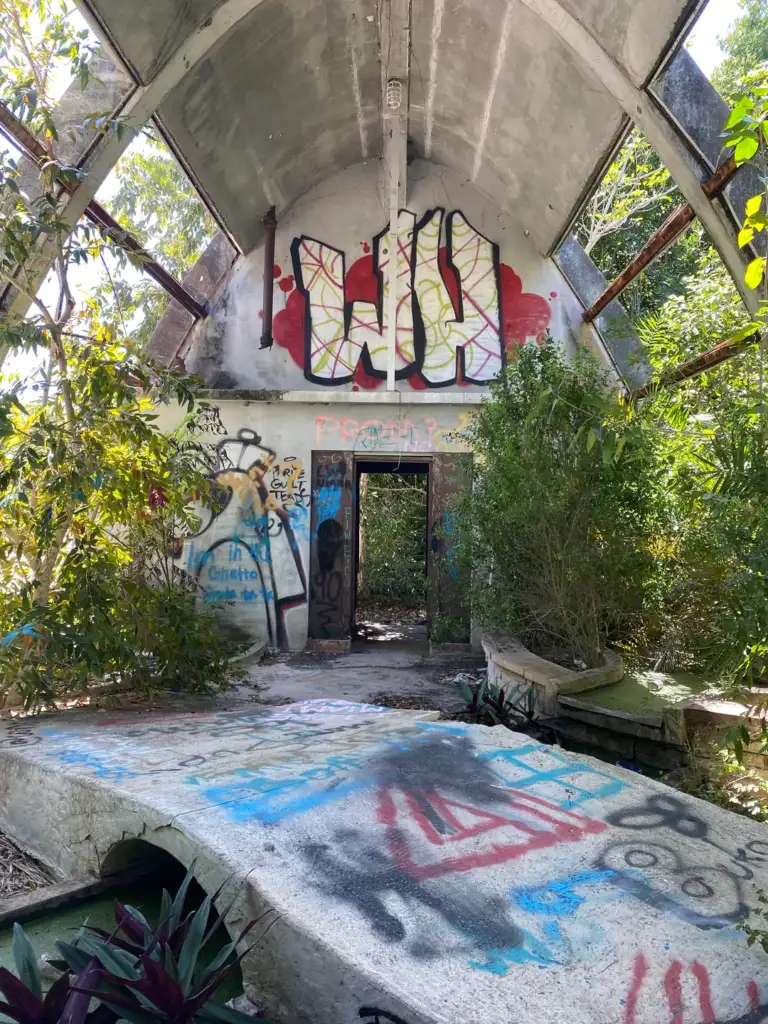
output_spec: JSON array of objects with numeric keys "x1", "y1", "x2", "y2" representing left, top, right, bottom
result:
[{"x1": 260, "y1": 206, "x2": 277, "y2": 349}]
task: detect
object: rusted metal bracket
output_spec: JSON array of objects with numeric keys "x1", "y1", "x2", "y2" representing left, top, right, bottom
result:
[
  {"x1": 0, "y1": 103, "x2": 207, "y2": 321},
  {"x1": 583, "y1": 156, "x2": 740, "y2": 324},
  {"x1": 630, "y1": 327, "x2": 761, "y2": 400}
]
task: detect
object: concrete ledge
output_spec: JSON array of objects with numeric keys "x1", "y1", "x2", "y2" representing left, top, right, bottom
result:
[
  {"x1": 482, "y1": 636, "x2": 624, "y2": 715},
  {"x1": 558, "y1": 694, "x2": 664, "y2": 731},
  {"x1": 0, "y1": 869, "x2": 147, "y2": 928}
]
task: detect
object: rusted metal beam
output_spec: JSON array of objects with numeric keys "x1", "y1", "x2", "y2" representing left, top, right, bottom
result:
[
  {"x1": 583, "y1": 156, "x2": 740, "y2": 324},
  {"x1": 0, "y1": 102, "x2": 206, "y2": 321},
  {"x1": 83, "y1": 203, "x2": 207, "y2": 319},
  {"x1": 631, "y1": 327, "x2": 761, "y2": 400}
]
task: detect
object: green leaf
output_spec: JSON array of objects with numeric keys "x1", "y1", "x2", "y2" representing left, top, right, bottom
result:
[
  {"x1": 739, "y1": 227, "x2": 755, "y2": 248},
  {"x1": 12, "y1": 924, "x2": 42, "y2": 1000},
  {"x1": 586, "y1": 428, "x2": 597, "y2": 452},
  {"x1": 746, "y1": 194, "x2": 763, "y2": 217},
  {"x1": 745, "y1": 257, "x2": 766, "y2": 290},
  {"x1": 735, "y1": 136, "x2": 759, "y2": 163},
  {"x1": 178, "y1": 896, "x2": 210, "y2": 993}
]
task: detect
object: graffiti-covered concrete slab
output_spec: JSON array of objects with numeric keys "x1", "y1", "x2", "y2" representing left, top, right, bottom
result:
[{"x1": 0, "y1": 701, "x2": 767, "y2": 1024}]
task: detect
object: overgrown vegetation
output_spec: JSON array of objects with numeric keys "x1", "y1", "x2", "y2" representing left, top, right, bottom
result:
[
  {"x1": 0, "y1": 1, "x2": 235, "y2": 709},
  {"x1": 357, "y1": 472, "x2": 427, "y2": 620},
  {"x1": 460, "y1": 341, "x2": 671, "y2": 669}
]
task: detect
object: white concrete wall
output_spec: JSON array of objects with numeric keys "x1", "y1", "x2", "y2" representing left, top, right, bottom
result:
[
  {"x1": 187, "y1": 160, "x2": 606, "y2": 391},
  {"x1": 161, "y1": 396, "x2": 475, "y2": 652}
]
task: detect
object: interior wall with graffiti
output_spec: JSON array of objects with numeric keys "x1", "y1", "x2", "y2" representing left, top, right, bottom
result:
[
  {"x1": 173, "y1": 411, "x2": 310, "y2": 650},
  {"x1": 166, "y1": 401, "x2": 473, "y2": 650},
  {"x1": 273, "y1": 207, "x2": 551, "y2": 388},
  {"x1": 186, "y1": 161, "x2": 591, "y2": 393}
]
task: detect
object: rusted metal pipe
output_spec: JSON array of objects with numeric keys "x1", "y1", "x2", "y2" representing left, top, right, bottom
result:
[
  {"x1": 583, "y1": 156, "x2": 740, "y2": 324},
  {"x1": 260, "y1": 206, "x2": 277, "y2": 350},
  {"x1": 0, "y1": 101, "x2": 206, "y2": 321},
  {"x1": 631, "y1": 327, "x2": 761, "y2": 400}
]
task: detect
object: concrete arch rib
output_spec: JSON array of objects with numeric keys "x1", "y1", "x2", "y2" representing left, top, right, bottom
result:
[
  {"x1": 61, "y1": 0, "x2": 269, "y2": 235},
  {"x1": 516, "y1": 0, "x2": 758, "y2": 314}
]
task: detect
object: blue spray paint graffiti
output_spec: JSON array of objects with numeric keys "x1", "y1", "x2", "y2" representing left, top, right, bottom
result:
[
  {"x1": 479, "y1": 742, "x2": 626, "y2": 809},
  {"x1": 312, "y1": 484, "x2": 342, "y2": 527}
]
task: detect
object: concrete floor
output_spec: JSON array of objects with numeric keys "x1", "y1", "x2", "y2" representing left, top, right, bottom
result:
[{"x1": 248, "y1": 632, "x2": 480, "y2": 715}]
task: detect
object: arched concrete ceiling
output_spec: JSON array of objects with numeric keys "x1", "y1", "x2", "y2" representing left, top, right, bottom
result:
[{"x1": 82, "y1": 0, "x2": 696, "y2": 255}]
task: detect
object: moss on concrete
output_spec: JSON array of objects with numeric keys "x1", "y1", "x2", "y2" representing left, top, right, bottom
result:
[{"x1": 583, "y1": 669, "x2": 707, "y2": 715}]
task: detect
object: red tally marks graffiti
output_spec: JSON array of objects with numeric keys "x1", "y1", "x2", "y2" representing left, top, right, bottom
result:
[
  {"x1": 623, "y1": 953, "x2": 765, "y2": 1024},
  {"x1": 272, "y1": 208, "x2": 551, "y2": 388}
]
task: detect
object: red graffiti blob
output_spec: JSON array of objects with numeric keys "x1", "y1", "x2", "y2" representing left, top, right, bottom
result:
[
  {"x1": 500, "y1": 264, "x2": 551, "y2": 354},
  {"x1": 362, "y1": 241, "x2": 371, "y2": 253},
  {"x1": 273, "y1": 288, "x2": 305, "y2": 369},
  {"x1": 438, "y1": 247, "x2": 460, "y2": 315},
  {"x1": 408, "y1": 374, "x2": 427, "y2": 390},
  {"x1": 278, "y1": 275, "x2": 294, "y2": 293},
  {"x1": 345, "y1": 254, "x2": 377, "y2": 304},
  {"x1": 352, "y1": 362, "x2": 384, "y2": 390},
  {"x1": 273, "y1": 264, "x2": 281, "y2": 279}
]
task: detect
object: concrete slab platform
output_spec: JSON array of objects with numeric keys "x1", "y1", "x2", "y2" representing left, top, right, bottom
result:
[{"x1": 0, "y1": 700, "x2": 767, "y2": 1024}]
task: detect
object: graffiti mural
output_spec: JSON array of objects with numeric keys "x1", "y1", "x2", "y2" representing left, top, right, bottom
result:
[
  {"x1": 273, "y1": 208, "x2": 551, "y2": 388},
  {"x1": 174, "y1": 428, "x2": 308, "y2": 648}
]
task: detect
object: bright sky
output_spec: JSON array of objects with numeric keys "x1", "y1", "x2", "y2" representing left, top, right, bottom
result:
[{"x1": 687, "y1": 0, "x2": 744, "y2": 76}]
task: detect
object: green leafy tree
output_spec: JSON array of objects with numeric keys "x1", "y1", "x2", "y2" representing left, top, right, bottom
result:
[
  {"x1": 0, "y1": 0, "x2": 94, "y2": 147},
  {"x1": 358, "y1": 472, "x2": 427, "y2": 617},
  {"x1": 711, "y1": 0, "x2": 768, "y2": 98},
  {"x1": 573, "y1": 129, "x2": 707, "y2": 320},
  {"x1": 99, "y1": 132, "x2": 217, "y2": 349},
  {"x1": 0, "y1": 9, "x2": 235, "y2": 709}
]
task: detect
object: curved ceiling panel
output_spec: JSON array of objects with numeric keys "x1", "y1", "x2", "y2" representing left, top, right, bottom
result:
[
  {"x1": 158, "y1": 0, "x2": 380, "y2": 252},
  {"x1": 556, "y1": 0, "x2": 697, "y2": 85},
  {"x1": 410, "y1": 0, "x2": 624, "y2": 253},
  {"x1": 81, "y1": 0, "x2": 693, "y2": 255}
]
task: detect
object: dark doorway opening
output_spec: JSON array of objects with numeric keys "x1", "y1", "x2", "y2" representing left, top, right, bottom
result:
[{"x1": 354, "y1": 459, "x2": 429, "y2": 646}]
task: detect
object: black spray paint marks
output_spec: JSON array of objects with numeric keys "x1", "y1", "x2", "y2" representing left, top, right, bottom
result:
[
  {"x1": 601, "y1": 793, "x2": 768, "y2": 929},
  {"x1": 359, "y1": 1009, "x2": 411, "y2": 1024},
  {"x1": 302, "y1": 733, "x2": 557, "y2": 962}
]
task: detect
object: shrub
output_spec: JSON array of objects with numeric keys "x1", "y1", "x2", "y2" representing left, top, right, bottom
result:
[{"x1": 460, "y1": 340, "x2": 672, "y2": 668}]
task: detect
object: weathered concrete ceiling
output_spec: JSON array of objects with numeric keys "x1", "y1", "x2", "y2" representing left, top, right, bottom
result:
[{"x1": 82, "y1": 0, "x2": 695, "y2": 254}]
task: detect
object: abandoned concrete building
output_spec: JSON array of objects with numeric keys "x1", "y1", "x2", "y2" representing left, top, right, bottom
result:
[
  {"x1": 10, "y1": 0, "x2": 758, "y2": 658},
  {"x1": 6, "y1": 4, "x2": 768, "y2": 1024}
]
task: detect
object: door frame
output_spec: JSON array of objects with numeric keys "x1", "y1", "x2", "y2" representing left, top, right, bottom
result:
[{"x1": 352, "y1": 456, "x2": 432, "y2": 634}]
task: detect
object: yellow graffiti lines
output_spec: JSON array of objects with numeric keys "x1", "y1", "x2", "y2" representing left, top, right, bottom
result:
[
  {"x1": 348, "y1": 211, "x2": 416, "y2": 374},
  {"x1": 415, "y1": 211, "x2": 502, "y2": 385}
]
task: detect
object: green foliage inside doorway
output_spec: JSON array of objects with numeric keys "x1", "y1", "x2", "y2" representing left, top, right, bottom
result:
[{"x1": 357, "y1": 472, "x2": 428, "y2": 620}]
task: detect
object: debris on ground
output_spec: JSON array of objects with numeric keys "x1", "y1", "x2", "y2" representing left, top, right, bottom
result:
[
  {"x1": 0, "y1": 832, "x2": 52, "y2": 899},
  {"x1": 370, "y1": 692, "x2": 448, "y2": 713}
]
